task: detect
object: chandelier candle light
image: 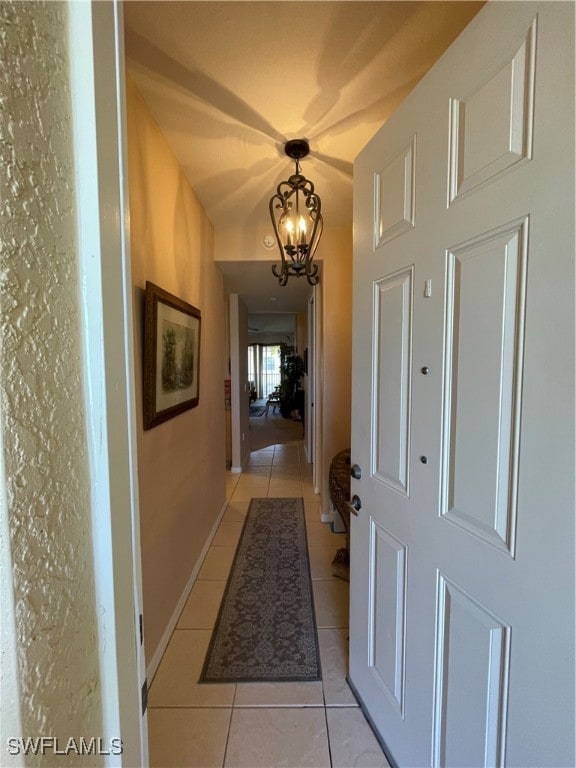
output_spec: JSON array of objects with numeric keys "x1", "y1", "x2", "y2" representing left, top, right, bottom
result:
[{"x1": 269, "y1": 139, "x2": 323, "y2": 286}]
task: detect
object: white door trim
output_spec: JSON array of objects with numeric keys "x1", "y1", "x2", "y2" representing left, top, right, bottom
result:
[
  {"x1": 229, "y1": 294, "x2": 249, "y2": 472},
  {"x1": 312, "y1": 284, "x2": 323, "y2": 496},
  {"x1": 69, "y1": 2, "x2": 147, "y2": 765},
  {"x1": 229, "y1": 294, "x2": 242, "y2": 472},
  {"x1": 0, "y1": 444, "x2": 23, "y2": 767},
  {"x1": 305, "y1": 293, "x2": 314, "y2": 464}
]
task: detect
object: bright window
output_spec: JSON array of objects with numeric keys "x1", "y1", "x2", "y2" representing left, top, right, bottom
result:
[{"x1": 248, "y1": 344, "x2": 281, "y2": 398}]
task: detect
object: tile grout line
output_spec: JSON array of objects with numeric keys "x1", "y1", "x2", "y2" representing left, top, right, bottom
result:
[
  {"x1": 216, "y1": 492, "x2": 242, "y2": 768},
  {"x1": 321, "y1": 645, "x2": 331, "y2": 767},
  {"x1": 220, "y1": 683, "x2": 239, "y2": 768},
  {"x1": 220, "y1": 714, "x2": 232, "y2": 768},
  {"x1": 147, "y1": 704, "x2": 233, "y2": 710},
  {"x1": 324, "y1": 705, "x2": 334, "y2": 768}
]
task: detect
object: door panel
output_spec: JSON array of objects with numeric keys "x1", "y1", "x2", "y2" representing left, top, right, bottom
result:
[
  {"x1": 372, "y1": 268, "x2": 413, "y2": 494},
  {"x1": 441, "y1": 219, "x2": 527, "y2": 554},
  {"x1": 350, "y1": 4, "x2": 574, "y2": 767},
  {"x1": 369, "y1": 521, "x2": 407, "y2": 715},
  {"x1": 375, "y1": 137, "x2": 416, "y2": 246},
  {"x1": 448, "y1": 20, "x2": 535, "y2": 203},
  {"x1": 432, "y1": 576, "x2": 510, "y2": 768}
]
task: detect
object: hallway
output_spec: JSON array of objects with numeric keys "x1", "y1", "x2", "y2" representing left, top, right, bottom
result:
[{"x1": 146, "y1": 440, "x2": 390, "y2": 767}]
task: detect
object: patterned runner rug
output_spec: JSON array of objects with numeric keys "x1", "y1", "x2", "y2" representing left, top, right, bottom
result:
[{"x1": 199, "y1": 497, "x2": 321, "y2": 683}]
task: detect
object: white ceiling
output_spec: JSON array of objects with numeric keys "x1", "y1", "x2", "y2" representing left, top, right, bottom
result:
[
  {"x1": 220, "y1": 260, "x2": 315, "y2": 314},
  {"x1": 124, "y1": 1, "x2": 483, "y2": 312},
  {"x1": 247, "y1": 312, "x2": 296, "y2": 342}
]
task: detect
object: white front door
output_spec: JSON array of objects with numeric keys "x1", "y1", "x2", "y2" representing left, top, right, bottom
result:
[{"x1": 349, "y1": 3, "x2": 574, "y2": 766}]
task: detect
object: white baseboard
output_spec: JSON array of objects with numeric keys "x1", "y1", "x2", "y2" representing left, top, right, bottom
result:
[
  {"x1": 230, "y1": 466, "x2": 242, "y2": 474},
  {"x1": 146, "y1": 497, "x2": 228, "y2": 683},
  {"x1": 330, "y1": 508, "x2": 347, "y2": 533},
  {"x1": 320, "y1": 498, "x2": 334, "y2": 524}
]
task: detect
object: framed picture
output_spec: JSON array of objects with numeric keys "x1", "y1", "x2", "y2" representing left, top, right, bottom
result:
[{"x1": 143, "y1": 281, "x2": 201, "y2": 430}]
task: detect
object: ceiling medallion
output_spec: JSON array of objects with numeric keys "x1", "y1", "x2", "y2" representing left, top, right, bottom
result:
[{"x1": 269, "y1": 139, "x2": 323, "y2": 286}]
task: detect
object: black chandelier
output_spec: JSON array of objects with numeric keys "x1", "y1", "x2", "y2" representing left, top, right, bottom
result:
[{"x1": 269, "y1": 139, "x2": 323, "y2": 286}]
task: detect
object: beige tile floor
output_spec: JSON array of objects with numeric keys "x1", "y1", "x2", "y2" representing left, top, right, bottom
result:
[{"x1": 148, "y1": 441, "x2": 390, "y2": 768}]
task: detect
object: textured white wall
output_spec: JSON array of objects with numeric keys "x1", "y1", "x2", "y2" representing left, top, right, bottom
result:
[{"x1": 0, "y1": 1, "x2": 102, "y2": 760}]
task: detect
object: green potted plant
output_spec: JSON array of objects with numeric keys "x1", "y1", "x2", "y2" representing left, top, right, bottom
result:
[{"x1": 278, "y1": 343, "x2": 305, "y2": 419}]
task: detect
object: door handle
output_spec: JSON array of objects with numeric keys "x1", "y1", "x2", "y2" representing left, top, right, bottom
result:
[
  {"x1": 348, "y1": 495, "x2": 362, "y2": 516},
  {"x1": 350, "y1": 464, "x2": 362, "y2": 479}
]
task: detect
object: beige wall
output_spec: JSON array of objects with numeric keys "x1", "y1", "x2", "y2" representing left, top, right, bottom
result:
[
  {"x1": 319, "y1": 228, "x2": 353, "y2": 507},
  {"x1": 296, "y1": 312, "x2": 307, "y2": 356},
  {"x1": 0, "y1": 1, "x2": 103, "y2": 758},
  {"x1": 126, "y1": 78, "x2": 227, "y2": 663}
]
